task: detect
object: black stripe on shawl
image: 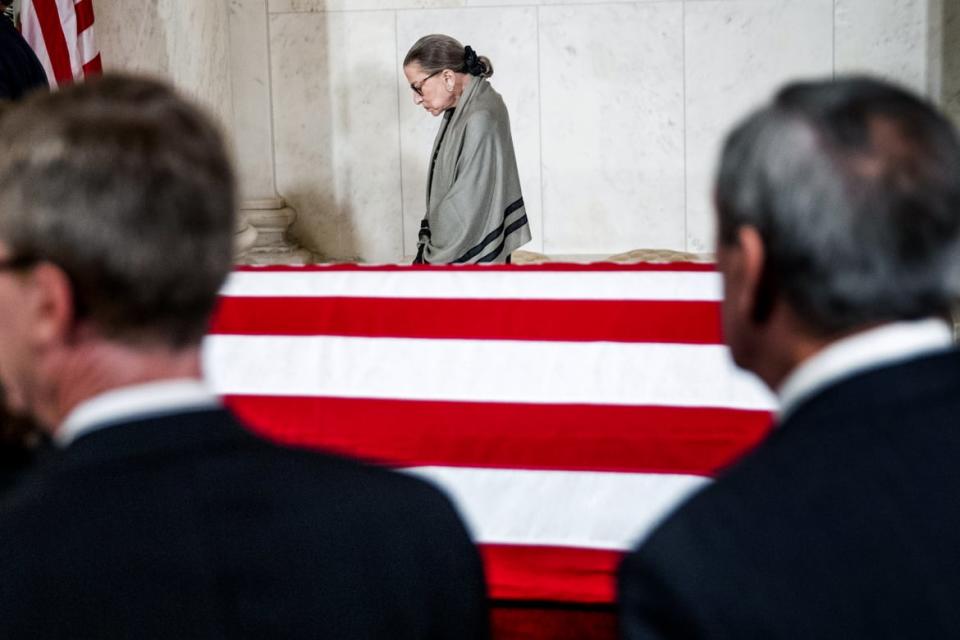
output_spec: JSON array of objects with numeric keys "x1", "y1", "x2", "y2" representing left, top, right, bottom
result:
[
  {"x1": 477, "y1": 214, "x2": 530, "y2": 264},
  {"x1": 503, "y1": 197, "x2": 526, "y2": 218},
  {"x1": 452, "y1": 197, "x2": 525, "y2": 264}
]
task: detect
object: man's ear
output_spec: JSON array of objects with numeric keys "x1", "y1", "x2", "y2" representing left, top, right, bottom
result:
[
  {"x1": 25, "y1": 262, "x2": 77, "y2": 346},
  {"x1": 736, "y1": 226, "x2": 775, "y2": 325}
]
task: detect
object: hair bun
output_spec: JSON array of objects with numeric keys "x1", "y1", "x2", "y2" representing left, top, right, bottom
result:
[{"x1": 463, "y1": 46, "x2": 486, "y2": 77}]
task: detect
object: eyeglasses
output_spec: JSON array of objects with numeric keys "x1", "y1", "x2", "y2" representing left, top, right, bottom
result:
[
  {"x1": 410, "y1": 70, "x2": 441, "y2": 97},
  {"x1": 0, "y1": 256, "x2": 38, "y2": 272}
]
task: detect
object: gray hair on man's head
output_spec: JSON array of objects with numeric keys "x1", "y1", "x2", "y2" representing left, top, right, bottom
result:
[
  {"x1": 715, "y1": 76, "x2": 960, "y2": 336},
  {"x1": 0, "y1": 73, "x2": 236, "y2": 347}
]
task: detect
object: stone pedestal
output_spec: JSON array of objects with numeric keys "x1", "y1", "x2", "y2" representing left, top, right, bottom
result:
[
  {"x1": 234, "y1": 213, "x2": 258, "y2": 260},
  {"x1": 226, "y1": 0, "x2": 318, "y2": 265},
  {"x1": 237, "y1": 198, "x2": 315, "y2": 265}
]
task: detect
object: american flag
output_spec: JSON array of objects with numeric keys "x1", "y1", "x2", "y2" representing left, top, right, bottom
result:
[
  {"x1": 20, "y1": 0, "x2": 101, "y2": 87},
  {"x1": 205, "y1": 263, "x2": 776, "y2": 638}
]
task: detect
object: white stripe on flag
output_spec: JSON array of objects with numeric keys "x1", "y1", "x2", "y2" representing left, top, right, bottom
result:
[
  {"x1": 77, "y1": 25, "x2": 97, "y2": 65},
  {"x1": 405, "y1": 466, "x2": 710, "y2": 550},
  {"x1": 19, "y1": 0, "x2": 54, "y2": 85},
  {"x1": 54, "y1": 0, "x2": 80, "y2": 78},
  {"x1": 220, "y1": 270, "x2": 723, "y2": 301},
  {"x1": 202, "y1": 335, "x2": 776, "y2": 410},
  {"x1": 26, "y1": 24, "x2": 55, "y2": 81}
]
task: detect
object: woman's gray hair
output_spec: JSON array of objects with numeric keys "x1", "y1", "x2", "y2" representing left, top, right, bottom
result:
[
  {"x1": 715, "y1": 76, "x2": 960, "y2": 336},
  {"x1": 404, "y1": 34, "x2": 494, "y2": 79}
]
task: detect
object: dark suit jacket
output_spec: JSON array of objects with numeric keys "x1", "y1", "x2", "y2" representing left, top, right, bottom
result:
[
  {"x1": 0, "y1": 437, "x2": 47, "y2": 496},
  {"x1": 0, "y1": 443, "x2": 33, "y2": 494},
  {"x1": 618, "y1": 349, "x2": 960, "y2": 639},
  {"x1": 0, "y1": 14, "x2": 48, "y2": 101},
  {"x1": 0, "y1": 408, "x2": 489, "y2": 639}
]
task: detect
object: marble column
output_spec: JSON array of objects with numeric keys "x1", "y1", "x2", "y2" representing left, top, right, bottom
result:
[
  {"x1": 227, "y1": 0, "x2": 313, "y2": 265},
  {"x1": 94, "y1": 0, "x2": 258, "y2": 259},
  {"x1": 941, "y1": 0, "x2": 960, "y2": 128},
  {"x1": 163, "y1": 0, "x2": 261, "y2": 262},
  {"x1": 930, "y1": 0, "x2": 960, "y2": 342}
]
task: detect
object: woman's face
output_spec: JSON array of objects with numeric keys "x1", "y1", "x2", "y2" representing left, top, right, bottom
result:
[{"x1": 404, "y1": 63, "x2": 456, "y2": 117}]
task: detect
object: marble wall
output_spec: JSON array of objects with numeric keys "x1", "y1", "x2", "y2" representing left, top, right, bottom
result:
[
  {"x1": 943, "y1": 0, "x2": 960, "y2": 127},
  {"x1": 95, "y1": 0, "x2": 946, "y2": 262},
  {"x1": 265, "y1": 0, "x2": 942, "y2": 260},
  {"x1": 95, "y1": 0, "x2": 234, "y2": 140}
]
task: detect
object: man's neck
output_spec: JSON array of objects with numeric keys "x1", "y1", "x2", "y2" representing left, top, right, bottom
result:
[
  {"x1": 741, "y1": 308, "x2": 833, "y2": 393},
  {"x1": 776, "y1": 318, "x2": 953, "y2": 419},
  {"x1": 37, "y1": 340, "x2": 203, "y2": 433}
]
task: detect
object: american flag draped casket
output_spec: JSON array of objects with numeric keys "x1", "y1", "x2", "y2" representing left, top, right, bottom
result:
[{"x1": 204, "y1": 262, "x2": 776, "y2": 639}]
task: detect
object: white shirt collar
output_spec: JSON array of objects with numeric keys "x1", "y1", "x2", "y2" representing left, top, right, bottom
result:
[
  {"x1": 56, "y1": 378, "x2": 220, "y2": 447},
  {"x1": 777, "y1": 318, "x2": 953, "y2": 421}
]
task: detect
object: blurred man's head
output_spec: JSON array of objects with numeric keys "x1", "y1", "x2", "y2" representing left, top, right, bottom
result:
[
  {"x1": 714, "y1": 77, "x2": 960, "y2": 387},
  {"x1": 0, "y1": 74, "x2": 236, "y2": 422}
]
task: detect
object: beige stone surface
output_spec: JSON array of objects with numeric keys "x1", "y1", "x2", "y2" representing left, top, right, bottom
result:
[
  {"x1": 228, "y1": 0, "x2": 278, "y2": 202},
  {"x1": 835, "y1": 0, "x2": 930, "y2": 96},
  {"x1": 511, "y1": 248, "x2": 712, "y2": 265},
  {"x1": 540, "y1": 2, "x2": 684, "y2": 256},
  {"x1": 606, "y1": 248, "x2": 711, "y2": 264},
  {"x1": 943, "y1": 0, "x2": 960, "y2": 127},
  {"x1": 96, "y1": 0, "x2": 233, "y2": 141},
  {"x1": 269, "y1": 0, "x2": 462, "y2": 11},
  {"x1": 270, "y1": 9, "x2": 404, "y2": 262},
  {"x1": 685, "y1": 0, "x2": 833, "y2": 255}
]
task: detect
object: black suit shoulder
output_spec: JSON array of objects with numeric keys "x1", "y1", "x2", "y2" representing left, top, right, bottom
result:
[
  {"x1": 0, "y1": 16, "x2": 48, "y2": 101},
  {"x1": 0, "y1": 409, "x2": 488, "y2": 640},
  {"x1": 619, "y1": 349, "x2": 960, "y2": 639}
]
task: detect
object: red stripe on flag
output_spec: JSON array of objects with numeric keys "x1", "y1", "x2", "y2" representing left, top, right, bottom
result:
[
  {"x1": 211, "y1": 296, "x2": 722, "y2": 344},
  {"x1": 30, "y1": 0, "x2": 74, "y2": 85},
  {"x1": 82, "y1": 52, "x2": 102, "y2": 76},
  {"x1": 226, "y1": 395, "x2": 770, "y2": 475},
  {"x1": 233, "y1": 262, "x2": 716, "y2": 273},
  {"x1": 491, "y1": 606, "x2": 616, "y2": 640},
  {"x1": 482, "y1": 544, "x2": 624, "y2": 603},
  {"x1": 74, "y1": 0, "x2": 94, "y2": 32}
]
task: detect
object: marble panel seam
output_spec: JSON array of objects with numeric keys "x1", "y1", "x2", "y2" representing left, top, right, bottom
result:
[
  {"x1": 393, "y1": 9, "x2": 406, "y2": 256},
  {"x1": 537, "y1": 5, "x2": 545, "y2": 249},
  {"x1": 681, "y1": 0, "x2": 688, "y2": 252},
  {"x1": 832, "y1": 0, "x2": 836, "y2": 79},
  {"x1": 265, "y1": 4, "x2": 282, "y2": 202}
]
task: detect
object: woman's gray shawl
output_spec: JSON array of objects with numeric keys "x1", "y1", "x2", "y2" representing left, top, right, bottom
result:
[{"x1": 418, "y1": 77, "x2": 531, "y2": 264}]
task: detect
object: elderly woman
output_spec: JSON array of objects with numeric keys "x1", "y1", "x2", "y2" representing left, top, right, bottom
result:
[{"x1": 404, "y1": 35, "x2": 531, "y2": 264}]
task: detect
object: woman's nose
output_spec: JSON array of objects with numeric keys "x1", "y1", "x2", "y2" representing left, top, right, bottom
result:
[{"x1": 413, "y1": 92, "x2": 423, "y2": 105}]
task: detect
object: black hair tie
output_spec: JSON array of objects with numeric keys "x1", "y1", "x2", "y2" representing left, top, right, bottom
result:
[{"x1": 463, "y1": 45, "x2": 485, "y2": 76}]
